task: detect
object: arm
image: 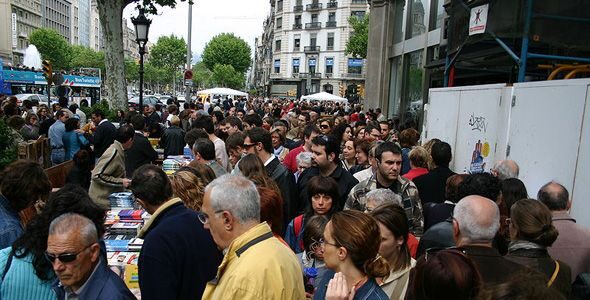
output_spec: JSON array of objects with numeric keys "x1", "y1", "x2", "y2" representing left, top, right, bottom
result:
[{"x1": 92, "y1": 149, "x2": 125, "y2": 187}]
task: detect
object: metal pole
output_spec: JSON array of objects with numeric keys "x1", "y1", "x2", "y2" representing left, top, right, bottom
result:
[
  {"x1": 139, "y1": 44, "x2": 145, "y2": 109},
  {"x1": 518, "y1": 0, "x2": 533, "y2": 82},
  {"x1": 185, "y1": 2, "x2": 193, "y2": 103}
]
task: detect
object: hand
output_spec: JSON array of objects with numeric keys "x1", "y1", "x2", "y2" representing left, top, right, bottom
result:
[
  {"x1": 326, "y1": 272, "x2": 355, "y2": 300},
  {"x1": 75, "y1": 129, "x2": 85, "y2": 134},
  {"x1": 122, "y1": 178, "x2": 132, "y2": 188}
]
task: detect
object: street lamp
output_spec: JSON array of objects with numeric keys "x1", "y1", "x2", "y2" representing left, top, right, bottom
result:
[{"x1": 132, "y1": 9, "x2": 151, "y2": 110}]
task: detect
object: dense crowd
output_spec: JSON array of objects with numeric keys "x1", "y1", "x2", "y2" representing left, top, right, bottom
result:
[{"x1": 0, "y1": 94, "x2": 589, "y2": 300}]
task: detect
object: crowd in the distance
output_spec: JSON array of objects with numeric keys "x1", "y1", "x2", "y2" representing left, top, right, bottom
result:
[{"x1": 0, "y1": 94, "x2": 589, "y2": 300}]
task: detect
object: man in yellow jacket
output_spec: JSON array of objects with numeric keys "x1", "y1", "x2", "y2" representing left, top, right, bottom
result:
[{"x1": 201, "y1": 174, "x2": 305, "y2": 300}]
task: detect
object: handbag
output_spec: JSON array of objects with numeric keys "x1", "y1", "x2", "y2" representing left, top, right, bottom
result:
[{"x1": 547, "y1": 260, "x2": 560, "y2": 287}]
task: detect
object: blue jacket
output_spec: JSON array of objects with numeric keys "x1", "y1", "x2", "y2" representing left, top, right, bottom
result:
[
  {"x1": 62, "y1": 131, "x2": 89, "y2": 161},
  {"x1": 138, "y1": 199, "x2": 222, "y2": 300},
  {"x1": 0, "y1": 248, "x2": 55, "y2": 300},
  {"x1": 313, "y1": 270, "x2": 389, "y2": 300},
  {"x1": 0, "y1": 196, "x2": 22, "y2": 250},
  {"x1": 52, "y1": 259, "x2": 135, "y2": 300}
]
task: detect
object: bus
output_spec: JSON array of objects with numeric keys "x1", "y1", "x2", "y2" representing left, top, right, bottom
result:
[{"x1": 0, "y1": 66, "x2": 102, "y2": 106}]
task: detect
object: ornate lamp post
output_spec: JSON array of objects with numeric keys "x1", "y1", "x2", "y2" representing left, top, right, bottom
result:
[{"x1": 132, "y1": 9, "x2": 151, "y2": 110}]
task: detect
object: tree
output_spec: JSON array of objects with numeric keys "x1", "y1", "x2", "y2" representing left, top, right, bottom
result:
[
  {"x1": 202, "y1": 33, "x2": 252, "y2": 74},
  {"x1": 124, "y1": 59, "x2": 139, "y2": 83},
  {"x1": 149, "y1": 35, "x2": 187, "y2": 91},
  {"x1": 29, "y1": 28, "x2": 72, "y2": 70},
  {"x1": 70, "y1": 45, "x2": 105, "y2": 73},
  {"x1": 96, "y1": 0, "x2": 190, "y2": 111},
  {"x1": 211, "y1": 64, "x2": 245, "y2": 90},
  {"x1": 192, "y1": 61, "x2": 212, "y2": 89},
  {"x1": 345, "y1": 14, "x2": 369, "y2": 59}
]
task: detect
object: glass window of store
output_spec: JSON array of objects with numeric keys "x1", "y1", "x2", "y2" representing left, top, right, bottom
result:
[
  {"x1": 402, "y1": 49, "x2": 424, "y2": 121},
  {"x1": 347, "y1": 58, "x2": 363, "y2": 74},
  {"x1": 408, "y1": 0, "x2": 427, "y2": 38}
]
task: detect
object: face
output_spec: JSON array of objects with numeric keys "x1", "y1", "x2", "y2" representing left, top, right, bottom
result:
[
  {"x1": 305, "y1": 131, "x2": 319, "y2": 149},
  {"x1": 342, "y1": 140, "x2": 355, "y2": 160},
  {"x1": 243, "y1": 122, "x2": 252, "y2": 131},
  {"x1": 271, "y1": 132, "x2": 281, "y2": 149},
  {"x1": 377, "y1": 151, "x2": 403, "y2": 182},
  {"x1": 380, "y1": 124, "x2": 390, "y2": 138},
  {"x1": 365, "y1": 128, "x2": 382, "y2": 141},
  {"x1": 356, "y1": 128, "x2": 365, "y2": 140},
  {"x1": 320, "y1": 122, "x2": 331, "y2": 134},
  {"x1": 91, "y1": 114, "x2": 100, "y2": 125},
  {"x1": 29, "y1": 116, "x2": 39, "y2": 125},
  {"x1": 297, "y1": 116, "x2": 307, "y2": 128},
  {"x1": 334, "y1": 118, "x2": 341, "y2": 126},
  {"x1": 228, "y1": 148, "x2": 243, "y2": 166},
  {"x1": 321, "y1": 222, "x2": 341, "y2": 270},
  {"x1": 47, "y1": 232, "x2": 99, "y2": 291},
  {"x1": 237, "y1": 111, "x2": 244, "y2": 120},
  {"x1": 229, "y1": 107, "x2": 236, "y2": 116},
  {"x1": 242, "y1": 136, "x2": 258, "y2": 155},
  {"x1": 202, "y1": 190, "x2": 230, "y2": 250},
  {"x1": 311, "y1": 144, "x2": 331, "y2": 170},
  {"x1": 297, "y1": 162, "x2": 311, "y2": 173},
  {"x1": 275, "y1": 125, "x2": 287, "y2": 137},
  {"x1": 377, "y1": 222, "x2": 402, "y2": 262},
  {"x1": 355, "y1": 147, "x2": 368, "y2": 165},
  {"x1": 59, "y1": 113, "x2": 69, "y2": 123},
  {"x1": 343, "y1": 127, "x2": 352, "y2": 142},
  {"x1": 312, "y1": 193, "x2": 333, "y2": 215}
]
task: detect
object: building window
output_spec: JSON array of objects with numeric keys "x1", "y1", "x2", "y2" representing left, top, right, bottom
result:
[
  {"x1": 294, "y1": 37, "x2": 300, "y2": 51},
  {"x1": 403, "y1": 49, "x2": 424, "y2": 109},
  {"x1": 325, "y1": 57, "x2": 334, "y2": 74},
  {"x1": 277, "y1": 0, "x2": 283, "y2": 12},
  {"x1": 295, "y1": 15, "x2": 301, "y2": 26},
  {"x1": 328, "y1": 12, "x2": 336, "y2": 22},
  {"x1": 347, "y1": 58, "x2": 363, "y2": 74},
  {"x1": 293, "y1": 58, "x2": 300, "y2": 74},
  {"x1": 310, "y1": 33, "x2": 317, "y2": 47},
  {"x1": 276, "y1": 17, "x2": 282, "y2": 29},
  {"x1": 274, "y1": 59, "x2": 280, "y2": 73},
  {"x1": 409, "y1": 0, "x2": 427, "y2": 38},
  {"x1": 430, "y1": 0, "x2": 445, "y2": 30},
  {"x1": 275, "y1": 40, "x2": 281, "y2": 51},
  {"x1": 327, "y1": 33, "x2": 334, "y2": 50},
  {"x1": 311, "y1": 13, "x2": 318, "y2": 23},
  {"x1": 308, "y1": 58, "x2": 317, "y2": 74},
  {"x1": 351, "y1": 11, "x2": 365, "y2": 19}
]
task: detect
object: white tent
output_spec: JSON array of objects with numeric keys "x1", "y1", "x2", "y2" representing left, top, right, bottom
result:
[
  {"x1": 300, "y1": 92, "x2": 348, "y2": 103},
  {"x1": 196, "y1": 87, "x2": 248, "y2": 97}
]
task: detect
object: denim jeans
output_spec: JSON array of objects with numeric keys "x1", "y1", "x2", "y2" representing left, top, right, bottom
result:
[{"x1": 51, "y1": 148, "x2": 65, "y2": 165}]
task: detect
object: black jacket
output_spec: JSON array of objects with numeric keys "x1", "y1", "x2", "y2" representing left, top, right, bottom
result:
[
  {"x1": 266, "y1": 156, "x2": 298, "y2": 232},
  {"x1": 416, "y1": 219, "x2": 455, "y2": 258},
  {"x1": 90, "y1": 120, "x2": 116, "y2": 159},
  {"x1": 462, "y1": 245, "x2": 533, "y2": 287},
  {"x1": 423, "y1": 202, "x2": 455, "y2": 231},
  {"x1": 298, "y1": 164, "x2": 359, "y2": 211},
  {"x1": 126, "y1": 132, "x2": 158, "y2": 176},
  {"x1": 159, "y1": 126, "x2": 185, "y2": 158},
  {"x1": 138, "y1": 201, "x2": 222, "y2": 300},
  {"x1": 413, "y1": 167, "x2": 456, "y2": 204}
]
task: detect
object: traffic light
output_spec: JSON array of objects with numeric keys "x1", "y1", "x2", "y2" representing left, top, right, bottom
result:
[
  {"x1": 358, "y1": 84, "x2": 365, "y2": 98},
  {"x1": 339, "y1": 84, "x2": 345, "y2": 97},
  {"x1": 42, "y1": 60, "x2": 53, "y2": 85}
]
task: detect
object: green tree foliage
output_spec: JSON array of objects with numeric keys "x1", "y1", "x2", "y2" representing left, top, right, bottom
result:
[
  {"x1": 150, "y1": 34, "x2": 187, "y2": 72},
  {"x1": 211, "y1": 64, "x2": 244, "y2": 89},
  {"x1": 0, "y1": 120, "x2": 19, "y2": 170},
  {"x1": 29, "y1": 28, "x2": 72, "y2": 70},
  {"x1": 144, "y1": 62, "x2": 170, "y2": 86},
  {"x1": 192, "y1": 61, "x2": 212, "y2": 89},
  {"x1": 70, "y1": 45, "x2": 105, "y2": 73},
  {"x1": 124, "y1": 59, "x2": 139, "y2": 83},
  {"x1": 202, "y1": 33, "x2": 252, "y2": 74},
  {"x1": 345, "y1": 14, "x2": 369, "y2": 59}
]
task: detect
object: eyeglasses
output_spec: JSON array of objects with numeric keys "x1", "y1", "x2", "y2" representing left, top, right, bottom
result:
[
  {"x1": 320, "y1": 125, "x2": 330, "y2": 129},
  {"x1": 198, "y1": 210, "x2": 225, "y2": 224},
  {"x1": 45, "y1": 244, "x2": 94, "y2": 264},
  {"x1": 242, "y1": 143, "x2": 257, "y2": 148},
  {"x1": 318, "y1": 238, "x2": 340, "y2": 248}
]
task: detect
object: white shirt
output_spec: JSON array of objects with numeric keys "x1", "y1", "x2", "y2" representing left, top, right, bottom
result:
[{"x1": 263, "y1": 154, "x2": 277, "y2": 167}]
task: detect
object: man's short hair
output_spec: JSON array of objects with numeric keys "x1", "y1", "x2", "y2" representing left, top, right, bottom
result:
[
  {"x1": 205, "y1": 174, "x2": 260, "y2": 223},
  {"x1": 246, "y1": 127, "x2": 273, "y2": 154},
  {"x1": 457, "y1": 173, "x2": 501, "y2": 202},
  {"x1": 538, "y1": 181, "x2": 569, "y2": 211},
  {"x1": 226, "y1": 132, "x2": 245, "y2": 151},
  {"x1": 493, "y1": 160, "x2": 520, "y2": 180},
  {"x1": 431, "y1": 141, "x2": 452, "y2": 167},
  {"x1": 311, "y1": 134, "x2": 340, "y2": 159},
  {"x1": 130, "y1": 165, "x2": 173, "y2": 206},
  {"x1": 48, "y1": 213, "x2": 98, "y2": 246},
  {"x1": 91, "y1": 108, "x2": 105, "y2": 119},
  {"x1": 170, "y1": 115, "x2": 181, "y2": 126},
  {"x1": 296, "y1": 151, "x2": 313, "y2": 166},
  {"x1": 409, "y1": 146, "x2": 429, "y2": 168},
  {"x1": 192, "y1": 115, "x2": 215, "y2": 134},
  {"x1": 243, "y1": 114, "x2": 263, "y2": 127},
  {"x1": 115, "y1": 124, "x2": 135, "y2": 144},
  {"x1": 193, "y1": 138, "x2": 216, "y2": 161},
  {"x1": 364, "y1": 124, "x2": 380, "y2": 136},
  {"x1": 185, "y1": 128, "x2": 209, "y2": 150},
  {"x1": 130, "y1": 114, "x2": 145, "y2": 131},
  {"x1": 365, "y1": 189, "x2": 402, "y2": 208},
  {"x1": 375, "y1": 141, "x2": 402, "y2": 161},
  {"x1": 303, "y1": 124, "x2": 320, "y2": 139},
  {"x1": 453, "y1": 196, "x2": 500, "y2": 243},
  {"x1": 222, "y1": 116, "x2": 243, "y2": 131}
]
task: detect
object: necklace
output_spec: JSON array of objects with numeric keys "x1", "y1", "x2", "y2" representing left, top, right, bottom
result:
[{"x1": 352, "y1": 276, "x2": 368, "y2": 292}]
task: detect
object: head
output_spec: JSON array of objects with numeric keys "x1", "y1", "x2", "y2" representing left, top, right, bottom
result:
[
  {"x1": 244, "y1": 127, "x2": 273, "y2": 156},
  {"x1": 130, "y1": 165, "x2": 173, "y2": 213},
  {"x1": 445, "y1": 174, "x2": 468, "y2": 203},
  {"x1": 272, "y1": 121, "x2": 289, "y2": 137},
  {"x1": 509, "y1": 199, "x2": 558, "y2": 247},
  {"x1": 322, "y1": 210, "x2": 390, "y2": 277},
  {"x1": 364, "y1": 189, "x2": 402, "y2": 213},
  {"x1": 452, "y1": 195, "x2": 500, "y2": 246},
  {"x1": 354, "y1": 138, "x2": 373, "y2": 165},
  {"x1": 258, "y1": 187, "x2": 284, "y2": 235},
  {"x1": 412, "y1": 249, "x2": 483, "y2": 300},
  {"x1": 311, "y1": 134, "x2": 340, "y2": 171},
  {"x1": 303, "y1": 124, "x2": 321, "y2": 149},
  {"x1": 370, "y1": 204, "x2": 410, "y2": 270},
  {"x1": 55, "y1": 109, "x2": 69, "y2": 123},
  {"x1": 399, "y1": 128, "x2": 420, "y2": 148},
  {"x1": 457, "y1": 173, "x2": 501, "y2": 202},
  {"x1": 319, "y1": 118, "x2": 333, "y2": 135},
  {"x1": 46, "y1": 213, "x2": 101, "y2": 291},
  {"x1": 192, "y1": 138, "x2": 216, "y2": 162},
  {"x1": 90, "y1": 109, "x2": 105, "y2": 125},
  {"x1": 363, "y1": 124, "x2": 382, "y2": 141},
  {"x1": 306, "y1": 176, "x2": 340, "y2": 216},
  {"x1": 409, "y1": 146, "x2": 429, "y2": 169},
  {"x1": 7, "y1": 115, "x2": 25, "y2": 131},
  {"x1": 202, "y1": 174, "x2": 260, "y2": 250},
  {"x1": 25, "y1": 113, "x2": 39, "y2": 125},
  {"x1": 115, "y1": 124, "x2": 134, "y2": 150},
  {"x1": 243, "y1": 114, "x2": 263, "y2": 131},
  {"x1": 130, "y1": 114, "x2": 146, "y2": 131},
  {"x1": 225, "y1": 132, "x2": 246, "y2": 166},
  {"x1": 296, "y1": 151, "x2": 313, "y2": 173},
  {"x1": 169, "y1": 115, "x2": 181, "y2": 127},
  {"x1": 332, "y1": 124, "x2": 353, "y2": 145},
  {"x1": 303, "y1": 215, "x2": 329, "y2": 261},
  {"x1": 375, "y1": 141, "x2": 403, "y2": 184},
  {"x1": 64, "y1": 117, "x2": 80, "y2": 132},
  {"x1": 379, "y1": 121, "x2": 390, "y2": 138},
  {"x1": 499, "y1": 178, "x2": 528, "y2": 214},
  {"x1": 431, "y1": 141, "x2": 452, "y2": 168},
  {"x1": 185, "y1": 128, "x2": 209, "y2": 150},
  {"x1": 342, "y1": 140, "x2": 356, "y2": 161},
  {"x1": 492, "y1": 160, "x2": 520, "y2": 180},
  {"x1": 237, "y1": 153, "x2": 267, "y2": 178},
  {"x1": 1, "y1": 160, "x2": 51, "y2": 212},
  {"x1": 537, "y1": 181, "x2": 570, "y2": 212},
  {"x1": 270, "y1": 128, "x2": 286, "y2": 149},
  {"x1": 169, "y1": 171, "x2": 206, "y2": 211},
  {"x1": 178, "y1": 165, "x2": 216, "y2": 185},
  {"x1": 192, "y1": 115, "x2": 215, "y2": 134}
]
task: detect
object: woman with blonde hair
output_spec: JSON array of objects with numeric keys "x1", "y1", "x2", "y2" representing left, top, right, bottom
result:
[{"x1": 169, "y1": 170, "x2": 207, "y2": 211}]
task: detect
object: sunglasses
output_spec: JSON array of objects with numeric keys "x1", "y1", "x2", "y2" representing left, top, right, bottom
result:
[
  {"x1": 45, "y1": 244, "x2": 94, "y2": 264},
  {"x1": 320, "y1": 125, "x2": 330, "y2": 129},
  {"x1": 242, "y1": 143, "x2": 257, "y2": 148}
]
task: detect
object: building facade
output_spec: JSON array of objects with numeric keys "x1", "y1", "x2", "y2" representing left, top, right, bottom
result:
[
  {"x1": 70, "y1": 0, "x2": 91, "y2": 46},
  {"x1": 42, "y1": 0, "x2": 72, "y2": 41},
  {"x1": 122, "y1": 18, "x2": 139, "y2": 61},
  {"x1": 0, "y1": 0, "x2": 43, "y2": 64},
  {"x1": 89, "y1": 0, "x2": 102, "y2": 51},
  {"x1": 253, "y1": 0, "x2": 370, "y2": 100}
]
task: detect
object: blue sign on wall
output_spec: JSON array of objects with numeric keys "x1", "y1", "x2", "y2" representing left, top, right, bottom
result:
[
  {"x1": 0, "y1": 70, "x2": 101, "y2": 87},
  {"x1": 293, "y1": 58, "x2": 300, "y2": 67},
  {"x1": 309, "y1": 58, "x2": 317, "y2": 66},
  {"x1": 326, "y1": 58, "x2": 334, "y2": 66},
  {"x1": 274, "y1": 60, "x2": 281, "y2": 67},
  {"x1": 347, "y1": 58, "x2": 363, "y2": 67}
]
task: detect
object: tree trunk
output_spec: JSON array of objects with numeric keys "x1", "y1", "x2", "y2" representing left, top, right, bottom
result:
[{"x1": 97, "y1": 0, "x2": 129, "y2": 111}]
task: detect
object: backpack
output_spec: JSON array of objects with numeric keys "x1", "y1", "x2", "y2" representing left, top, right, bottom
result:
[{"x1": 293, "y1": 215, "x2": 305, "y2": 251}]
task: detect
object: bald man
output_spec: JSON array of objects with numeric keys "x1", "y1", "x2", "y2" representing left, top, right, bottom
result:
[
  {"x1": 491, "y1": 159, "x2": 519, "y2": 180},
  {"x1": 453, "y1": 195, "x2": 530, "y2": 286}
]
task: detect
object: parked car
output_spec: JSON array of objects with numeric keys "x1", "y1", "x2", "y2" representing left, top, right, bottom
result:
[{"x1": 128, "y1": 95, "x2": 162, "y2": 110}]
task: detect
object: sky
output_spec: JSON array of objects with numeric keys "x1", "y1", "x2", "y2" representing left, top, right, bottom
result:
[{"x1": 122, "y1": 0, "x2": 271, "y2": 63}]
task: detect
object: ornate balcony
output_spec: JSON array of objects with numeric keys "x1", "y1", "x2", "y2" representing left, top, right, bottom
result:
[
  {"x1": 293, "y1": 23, "x2": 302, "y2": 30},
  {"x1": 293, "y1": 5, "x2": 303, "y2": 12},
  {"x1": 306, "y1": 2, "x2": 322, "y2": 11},
  {"x1": 327, "y1": 1, "x2": 338, "y2": 9},
  {"x1": 325, "y1": 21, "x2": 337, "y2": 28},
  {"x1": 304, "y1": 46, "x2": 320, "y2": 53},
  {"x1": 305, "y1": 22, "x2": 322, "y2": 30}
]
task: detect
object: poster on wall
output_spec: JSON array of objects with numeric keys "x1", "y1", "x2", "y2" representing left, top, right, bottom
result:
[{"x1": 469, "y1": 4, "x2": 489, "y2": 36}]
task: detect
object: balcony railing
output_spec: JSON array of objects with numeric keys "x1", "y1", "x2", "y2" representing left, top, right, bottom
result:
[
  {"x1": 305, "y1": 22, "x2": 322, "y2": 30},
  {"x1": 293, "y1": 5, "x2": 303, "y2": 12},
  {"x1": 327, "y1": 1, "x2": 338, "y2": 9},
  {"x1": 297, "y1": 72, "x2": 322, "y2": 79},
  {"x1": 304, "y1": 46, "x2": 320, "y2": 53},
  {"x1": 306, "y1": 2, "x2": 322, "y2": 11},
  {"x1": 293, "y1": 23, "x2": 302, "y2": 29},
  {"x1": 351, "y1": 0, "x2": 367, "y2": 4},
  {"x1": 270, "y1": 73, "x2": 283, "y2": 79},
  {"x1": 325, "y1": 21, "x2": 337, "y2": 28},
  {"x1": 342, "y1": 72, "x2": 365, "y2": 78}
]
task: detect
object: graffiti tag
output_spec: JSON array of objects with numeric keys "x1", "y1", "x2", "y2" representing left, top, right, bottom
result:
[{"x1": 468, "y1": 114, "x2": 487, "y2": 132}]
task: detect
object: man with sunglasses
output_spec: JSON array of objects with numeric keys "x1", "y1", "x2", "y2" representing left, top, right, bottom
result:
[
  {"x1": 130, "y1": 165, "x2": 222, "y2": 300},
  {"x1": 47, "y1": 213, "x2": 134, "y2": 299}
]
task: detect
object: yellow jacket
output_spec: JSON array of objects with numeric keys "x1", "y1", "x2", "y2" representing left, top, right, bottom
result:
[{"x1": 202, "y1": 222, "x2": 305, "y2": 300}]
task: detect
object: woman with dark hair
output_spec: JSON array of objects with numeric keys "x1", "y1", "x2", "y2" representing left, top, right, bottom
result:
[
  {"x1": 340, "y1": 139, "x2": 356, "y2": 171},
  {"x1": 0, "y1": 184, "x2": 106, "y2": 299},
  {"x1": 65, "y1": 149, "x2": 93, "y2": 190},
  {"x1": 115, "y1": 110, "x2": 126, "y2": 124},
  {"x1": 370, "y1": 203, "x2": 415, "y2": 299},
  {"x1": 506, "y1": 199, "x2": 571, "y2": 297},
  {"x1": 20, "y1": 113, "x2": 39, "y2": 140},
  {"x1": 411, "y1": 249, "x2": 483, "y2": 300},
  {"x1": 62, "y1": 117, "x2": 89, "y2": 161},
  {"x1": 332, "y1": 123, "x2": 353, "y2": 155},
  {"x1": 258, "y1": 187, "x2": 285, "y2": 243},
  {"x1": 297, "y1": 215, "x2": 330, "y2": 295},
  {"x1": 495, "y1": 178, "x2": 528, "y2": 255},
  {"x1": 314, "y1": 210, "x2": 390, "y2": 300},
  {"x1": 285, "y1": 176, "x2": 339, "y2": 253},
  {"x1": 349, "y1": 138, "x2": 373, "y2": 175},
  {"x1": 270, "y1": 128, "x2": 289, "y2": 162},
  {"x1": 319, "y1": 118, "x2": 334, "y2": 135}
]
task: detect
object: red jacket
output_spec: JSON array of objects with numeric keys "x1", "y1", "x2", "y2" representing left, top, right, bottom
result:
[{"x1": 283, "y1": 144, "x2": 305, "y2": 173}]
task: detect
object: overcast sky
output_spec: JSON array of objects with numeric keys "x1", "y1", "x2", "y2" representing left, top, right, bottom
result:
[{"x1": 123, "y1": 0, "x2": 271, "y2": 62}]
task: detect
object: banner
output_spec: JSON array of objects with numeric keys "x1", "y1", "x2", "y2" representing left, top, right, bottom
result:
[
  {"x1": 293, "y1": 58, "x2": 300, "y2": 67},
  {"x1": 308, "y1": 58, "x2": 316, "y2": 67},
  {"x1": 274, "y1": 60, "x2": 281, "y2": 67},
  {"x1": 348, "y1": 58, "x2": 363, "y2": 67},
  {"x1": 326, "y1": 57, "x2": 334, "y2": 66},
  {"x1": 0, "y1": 70, "x2": 101, "y2": 87}
]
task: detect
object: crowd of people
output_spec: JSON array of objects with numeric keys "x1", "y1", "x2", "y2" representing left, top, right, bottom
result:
[{"x1": 0, "y1": 94, "x2": 589, "y2": 300}]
